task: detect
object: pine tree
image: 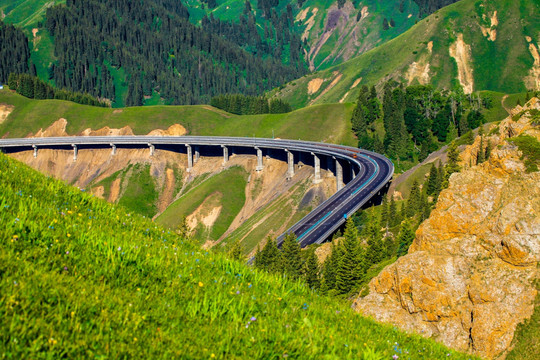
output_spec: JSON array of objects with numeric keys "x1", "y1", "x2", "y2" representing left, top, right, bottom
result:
[
  {"x1": 257, "y1": 236, "x2": 282, "y2": 273},
  {"x1": 446, "y1": 122, "x2": 458, "y2": 143},
  {"x1": 229, "y1": 241, "x2": 244, "y2": 261},
  {"x1": 426, "y1": 163, "x2": 439, "y2": 195},
  {"x1": 477, "y1": 136, "x2": 485, "y2": 164},
  {"x1": 281, "y1": 233, "x2": 302, "y2": 278},
  {"x1": 321, "y1": 241, "x2": 340, "y2": 292},
  {"x1": 366, "y1": 231, "x2": 383, "y2": 265},
  {"x1": 484, "y1": 139, "x2": 492, "y2": 161},
  {"x1": 396, "y1": 220, "x2": 415, "y2": 257},
  {"x1": 389, "y1": 196, "x2": 398, "y2": 227},
  {"x1": 446, "y1": 141, "x2": 461, "y2": 178},
  {"x1": 7, "y1": 73, "x2": 19, "y2": 90},
  {"x1": 303, "y1": 247, "x2": 320, "y2": 289},
  {"x1": 406, "y1": 180, "x2": 420, "y2": 217},
  {"x1": 335, "y1": 219, "x2": 360, "y2": 294}
]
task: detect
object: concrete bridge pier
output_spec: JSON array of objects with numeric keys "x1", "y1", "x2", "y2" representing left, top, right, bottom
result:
[
  {"x1": 194, "y1": 147, "x2": 200, "y2": 163},
  {"x1": 32, "y1": 145, "x2": 38, "y2": 158},
  {"x1": 222, "y1": 145, "x2": 229, "y2": 165},
  {"x1": 148, "y1": 143, "x2": 155, "y2": 157},
  {"x1": 326, "y1": 156, "x2": 334, "y2": 177},
  {"x1": 110, "y1": 143, "x2": 117, "y2": 156},
  {"x1": 285, "y1": 149, "x2": 294, "y2": 179},
  {"x1": 186, "y1": 144, "x2": 193, "y2": 170},
  {"x1": 351, "y1": 165, "x2": 356, "y2": 180},
  {"x1": 335, "y1": 157, "x2": 344, "y2": 191},
  {"x1": 72, "y1": 144, "x2": 78, "y2": 161},
  {"x1": 311, "y1": 152, "x2": 321, "y2": 183},
  {"x1": 255, "y1": 147, "x2": 264, "y2": 171}
]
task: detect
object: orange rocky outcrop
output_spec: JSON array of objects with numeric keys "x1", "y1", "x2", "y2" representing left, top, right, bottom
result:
[{"x1": 353, "y1": 98, "x2": 540, "y2": 359}]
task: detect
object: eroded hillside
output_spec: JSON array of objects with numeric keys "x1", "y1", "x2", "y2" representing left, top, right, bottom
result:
[{"x1": 274, "y1": 0, "x2": 540, "y2": 108}]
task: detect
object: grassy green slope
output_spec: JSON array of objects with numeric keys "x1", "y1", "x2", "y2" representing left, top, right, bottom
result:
[
  {"x1": 0, "y1": 152, "x2": 480, "y2": 359},
  {"x1": 0, "y1": 89, "x2": 356, "y2": 145},
  {"x1": 156, "y1": 167, "x2": 248, "y2": 242},
  {"x1": 0, "y1": 0, "x2": 64, "y2": 29},
  {"x1": 274, "y1": 0, "x2": 540, "y2": 108}
]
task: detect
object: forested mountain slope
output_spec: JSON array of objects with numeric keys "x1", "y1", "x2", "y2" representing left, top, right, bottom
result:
[
  {"x1": 1, "y1": 0, "x2": 463, "y2": 107},
  {"x1": 273, "y1": 0, "x2": 540, "y2": 108}
]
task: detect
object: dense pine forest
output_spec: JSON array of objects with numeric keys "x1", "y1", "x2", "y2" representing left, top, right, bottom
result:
[
  {"x1": 351, "y1": 83, "x2": 490, "y2": 166},
  {"x1": 42, "y1": 0, "x2": 307, "y2": 106},
  {"x1": 0, "y1": 20, "x2": 33, "y2": 83}
]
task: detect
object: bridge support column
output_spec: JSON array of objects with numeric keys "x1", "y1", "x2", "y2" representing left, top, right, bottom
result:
[
  {"x1": 326, "y1": 156, "x2": 333, "y2": 177},
  {"x1": 148, "y1": 143, "x2": 155, "y2": 157},
  {"x1": 311, "y1": 152, "x2": 321, "y2": 183},
  {"x1": 286, "y1": 149, "x2": 294, "y2": 179},
  {"x1": 351, "y1": 165, "x2": 356, "y2": 180},
  {"x1": 194, "y1": 147, "x2": 200, "y2": 163},
  {"x1": 32, "y1": 145, "x2": 38, "y2": 158},
  {"x1": 222, "y1": 145, "x2": 229, "y2": 165},
  {"x1": 72, "y1": 144, "x2": 78, "y2": 162},
  {"x1": 186, "y1": 145, "x2": 193, "y2": 169},
  {"x1": 335, "y1": 157, "x2": 344, "y2": 191},
  {"x1": 255, "y1": 147, "x2": 264, "y2": 171},
  {"x1": 110, "y1": 144, "x2": 117, "y2": 156}
]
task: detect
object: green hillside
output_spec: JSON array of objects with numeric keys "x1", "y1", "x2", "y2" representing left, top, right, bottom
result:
[
  {"x1": 157, "y1": 166, "x2": 248, "y2": 243},
  {"x1": 0, "y1": 89, "x2": 356, "y2": 145},
  {"x1": 0, "y1": 0, "x2": 63, "y2": 29},
  {"x1": 273, "y1": 0, "x2": 540, "y2": 109},
  {"x1": 0, "y1": 152, "x2": 480, "y2": 358}
]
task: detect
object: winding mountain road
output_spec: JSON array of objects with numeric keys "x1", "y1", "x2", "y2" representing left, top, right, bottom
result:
[{"x1": 0, "y1": 136, "x2": 394, "y2": 247}]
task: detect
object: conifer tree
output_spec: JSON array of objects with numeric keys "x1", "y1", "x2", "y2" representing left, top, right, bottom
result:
[
  {"x1": 421, "y1": 190, "x2": 431, "y2": 221},
  {"x1": 446, "y1": 141, "x2": 461, "y2": 179},
  {"x1": 446, "y1": 122, "x2": 458, "y2": 143},
  {"x1": 484, "y1": 139, "x2": 492, "y2": 161},
  {"x1": 321, "y1": 241, "x2": 339, "y2": 292},
  {"x1": 303, "y1": 247, "x2": 320, "y2": 289},
  {"x1": 396, "y1": 220, "x2": 415, "y2": 257},
  {"x1": 281, "y1": 233, "x2": 302, "y2": 278},
  {"x1": 437, "y1": 161, "x2": 445, "y2": 190},
  {"x1": 336, "y1": 219, "x2": 360, "y2": 294},
  {"x1": 477, "y1": 136, "x2": 485, "y2": 164},
  {"x1": 229, "y1": 241, "x2": 244, "y2": 261},
  {"x1": 389, "y1": 196, "x2": 398, "y2": 227},
  {"x1": 426, "y1": 163, "x2": 439, "y2": 195},
  {"x1": 366, "y1": 232, "x2": 383, "y2": 265},
  {"x1": 257, "y1": 236, "x2": 282, "y2": 273},
  {"x1": 406, "y1": 180, "x2": 420, "y2": 217}
]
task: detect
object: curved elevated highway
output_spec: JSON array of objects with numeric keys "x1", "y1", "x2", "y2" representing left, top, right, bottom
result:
[{"x1": 0, "y1": 136, "x2": 393, "y2": 247}]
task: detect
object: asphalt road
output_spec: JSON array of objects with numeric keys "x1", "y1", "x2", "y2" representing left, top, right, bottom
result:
[{"x1": 0, "y1": 136, "x2": 394, "y2": 247}]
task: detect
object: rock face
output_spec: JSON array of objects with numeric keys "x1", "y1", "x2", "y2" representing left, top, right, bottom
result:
[{"x1": 353, "y1": 98, "x2": 540, "y2": 359}]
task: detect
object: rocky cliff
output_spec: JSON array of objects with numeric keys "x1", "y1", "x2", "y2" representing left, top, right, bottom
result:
[{"x1": 353, "y1": 98, "x2": 540, "y2": 359}]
